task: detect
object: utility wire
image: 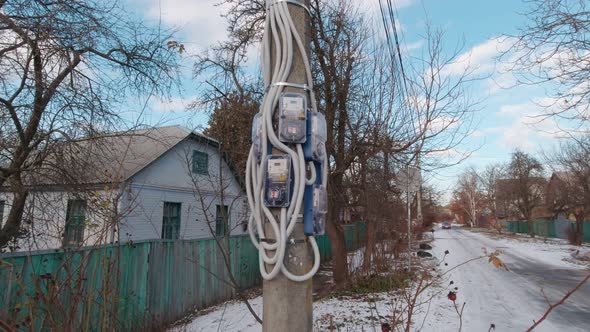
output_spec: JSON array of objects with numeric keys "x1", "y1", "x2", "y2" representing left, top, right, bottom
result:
[{"x1": 386, "y1": 0, "x2": 410, "y2": 98}]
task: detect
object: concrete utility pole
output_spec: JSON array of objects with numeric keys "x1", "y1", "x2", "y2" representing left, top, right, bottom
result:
[
  {"x1": 263, "y1": 1, "x2": 313, "y2": 331},
  {"x1": 414, "y1": 143, "x2": 424, "y2": 228},
  {"x1": 398, "y1": 165, "x2": 420, "y2": 270},
  {"x1": 406, "y1": 165, "x2": 412, "y2": 269},
  {"x1": 416, "y1": 153, "x2": 423, "y2": 226}
]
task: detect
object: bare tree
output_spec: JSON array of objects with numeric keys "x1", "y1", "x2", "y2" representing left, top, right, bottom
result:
[
  {"x1": 504, "y1": 0, "x2": 590, "y2": 125},
  {"x1": 479, "y1": 163, "x2": 506, "y2": 232},
  {"x1": 203, "y1": 93, "x2": 259, "y2": 178},
  {"x1": 181, "y1": 141, "x2": 262, "y2": 323},
  {"x1": 404, "y1": 24, "x2": 480, "y2": 171},
  {"x1": 192, "y1": 0, "x2": 479, "y2": 284},
  {"x1": 545, "y1": 136, "x2": 590, "y2": 245},
  {"x1": 505, "y1": 150, "x2": 546, "y2": 237},
  {"x1": 452, "y1": 167, "x2": 485, "y2": 227},
  {"x1": 0, "y1": 0, "x2": 180, "y2": 248}
]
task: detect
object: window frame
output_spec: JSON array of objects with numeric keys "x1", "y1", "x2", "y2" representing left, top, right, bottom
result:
[
  {"x1": 162, "y1": 202, "x2": 181, "y2": 240},
  {"x1": 64, "y1": 199, "x2": 86, "y2": 247},
  {"x1": 215, "y1": 205, "x2": 229, "y2": 237},
  {"x1": 0, "y1": 200, "x2": 4, "y2": 227},
  {"x1": 192, "y1": 150, "x2": 209, "y2": 175}
]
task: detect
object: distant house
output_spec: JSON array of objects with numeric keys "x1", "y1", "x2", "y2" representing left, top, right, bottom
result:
[
  {"x1": 0, "y1": 126, "x2": 248, "y2": 251},
  {"x1": 495, "y1": 177, "x2": 550, "y2": 222},
  {"x1": 546, "y1": 171, "x2": 590, "y2": 220}
]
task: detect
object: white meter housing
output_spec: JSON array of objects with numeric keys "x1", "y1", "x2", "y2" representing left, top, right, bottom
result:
[
  {"x1": 264, "y1": 155, "x2": 292, "y2": 207},
  {"x1": 310, "y1": 112, "x2": 327, "y2": 161},
  {"x1": 251, "y1": 113, "x2": 263, "y2": 161},
  {"x1": 279, "y1": 93, "x2": 307, "y2": 143},
  {"x1": 313, "y1": 185, "x2": 327, "y2": 235}
]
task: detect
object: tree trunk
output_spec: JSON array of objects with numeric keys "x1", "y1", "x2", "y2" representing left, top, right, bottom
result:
[
  {"x1": 528, "y1": 219, "x2": 535, "y2": 238},
  {"x1": 0, "y1": 190, "x2": 28, "y2": 248},
  {"x1": 575, "y1": 216, "x2": 584, "y2": 246},
  {"x1": 326, "y1": 215, "x2": 347, "y2": 284},
  {"x1": 327, "y1": 170, "x2": 349, "y2": 284},
  {"x1": 362, "y1": 220, "x2": 375, "y2": 273}
]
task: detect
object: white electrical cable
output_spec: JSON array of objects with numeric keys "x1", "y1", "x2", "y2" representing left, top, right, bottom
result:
[{"x1": 246, "y1": 0, "x2": 323, "y2": 282}]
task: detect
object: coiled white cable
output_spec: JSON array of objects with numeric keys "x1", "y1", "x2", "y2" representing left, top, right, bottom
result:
[{"x1": 246, "y1": 0, "x2": 323, "y2": 282}]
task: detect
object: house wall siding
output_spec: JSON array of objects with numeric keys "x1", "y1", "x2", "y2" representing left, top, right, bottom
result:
[
  {"x1": 1, "y1": 136, "x2": 248, "y2": 252},
  {"x1": 0, "y1": 189, "x2": 121, "y2": 251},
  {"x1": 121, "y1": 138, "x2": 248, "y2": 241},
  {"x1": 119, "y1": 185, "x2": 248, "y2": 242}
]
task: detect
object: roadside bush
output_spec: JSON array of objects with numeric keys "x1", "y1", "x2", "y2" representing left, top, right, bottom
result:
[
  {"x1": 346, "y1": 272, "x2": 412, "y2": 295},
  {"x1": 565, "y1": 226, "x2": 579, "y2": 245}
]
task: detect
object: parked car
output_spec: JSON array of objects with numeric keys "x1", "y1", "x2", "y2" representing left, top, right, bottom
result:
[{"x1": 442, "y1": 222, "x2": 452, "y2": 229}]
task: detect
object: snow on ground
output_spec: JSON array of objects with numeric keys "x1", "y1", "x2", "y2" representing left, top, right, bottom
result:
[
  {"x1": 170, "y1": 228, "x2": 590, "y2": 332},
  {"x1": 170, "y1": 297, "x2": 262, "y2": 332},
  {"x1": 169, "y1": 287, "x2": 458, "y2": 331},
  {"x1": 431, "y1": 228, "x2": 589, "y2": 332},
  {"x1": 477, "y1": 230, "x2": 590, "y2": 269}
]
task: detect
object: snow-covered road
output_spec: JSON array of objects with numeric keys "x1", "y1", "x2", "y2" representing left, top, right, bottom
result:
[
  {"x1": 170, "y1": 229, "x2": 590, "y2": 331},
  {"x1": 432, "y1": 228, "x2": 590, "y2": 332}
]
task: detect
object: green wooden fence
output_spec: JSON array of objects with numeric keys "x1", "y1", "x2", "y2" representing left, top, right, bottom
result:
[
  {"x1": 506, "y1": 220, "x2": 590, "y2": 242},
  {"x1": 0, "y1": 237, "x2": 259, "y2": 331},
  {"x1": 0, "y1": 223, "x2": 365, "y2": 331}
]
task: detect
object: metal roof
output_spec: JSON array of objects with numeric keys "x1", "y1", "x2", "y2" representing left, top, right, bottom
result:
[{"x1": 23, "y1": 126, "x2": 220, "y2": 188}]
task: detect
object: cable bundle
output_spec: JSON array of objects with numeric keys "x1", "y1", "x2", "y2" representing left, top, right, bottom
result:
[{"x1": 245, "y1": 0, "x2": 326, "y2": 282}]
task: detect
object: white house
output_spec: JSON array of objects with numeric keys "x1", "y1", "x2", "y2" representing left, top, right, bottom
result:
[{"x1": 0, "y1": 126, "x2": 249, "y2": 251}]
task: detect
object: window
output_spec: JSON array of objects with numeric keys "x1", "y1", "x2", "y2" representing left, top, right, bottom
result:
[
  {"x1": 162, "y1": 202, "x2": 181, "y2": 240},
  {"x1": 0, "y1": 200, "x2": 4, "y2": 226},
  {"x1": 64, "y1": 199, "x2": 86, "y2": 246},
  {"x1": 215, "y1": 205, "x2": 229, "y2": 237},
  {"x1": 240, "y1": 200, "x2": 249, "y2": 232},
  {"x1": 192, "y1": 150, "x2": 209, "y2": 175}
]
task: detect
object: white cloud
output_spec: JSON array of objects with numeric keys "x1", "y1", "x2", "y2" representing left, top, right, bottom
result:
[
  {"x1": 470, "y1": 130, "x2": 484, "y2": 138},
  {"x1": 426, "y1": 148, "x2": 468, "y2": 160},
  {"x1": 393, "y1": 0, "x2": 416, "y2": 9},
  {"x1": 427, "y1": 116, "x2": 460, "y2": 134},
  {"x1": 133, "y1": 0, "x2": 229, "y2": 48},
  {"x1": 492, "y1": 101, "x2": 568, "y2": 149},
  {"x1": 497, "y1": 102, "x2": 541, "y2": 116},
  {"x1": 403, "y1": 40, "x2": 424, "y2": 52},
  {"x1": 443, "y1": 36, "x2": 514, "y2": 77},
  {"x1": 151, "y1": 96, "x2": 194, "y2": 112}
]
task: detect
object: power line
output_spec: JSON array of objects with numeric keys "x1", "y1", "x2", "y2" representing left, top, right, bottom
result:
[{"x1": 377, "y1": 0, "x2": 416, "y2": 136}]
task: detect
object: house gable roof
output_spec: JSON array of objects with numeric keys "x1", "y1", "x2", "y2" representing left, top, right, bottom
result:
[{"x1": 20, "y1": 126, "x2": 225, "y2": 188}]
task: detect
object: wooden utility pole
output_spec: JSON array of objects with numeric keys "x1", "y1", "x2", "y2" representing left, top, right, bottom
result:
[{"x1": 263, "y1": 1, "x2": 313, "y2": 331}]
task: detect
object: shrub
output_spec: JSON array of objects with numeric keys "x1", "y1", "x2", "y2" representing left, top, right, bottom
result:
[{"x1": 565, "y1": 226, "x2": 579, "y2": 245}]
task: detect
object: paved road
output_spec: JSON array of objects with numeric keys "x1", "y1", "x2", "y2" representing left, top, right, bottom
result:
[{"x1": 432, "y1": 227, "x2": 590, "y2": 332}]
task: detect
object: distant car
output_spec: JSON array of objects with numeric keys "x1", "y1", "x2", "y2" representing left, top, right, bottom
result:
[{"x1": 442, "y1": 222, "x2": 452, "y2": 229}]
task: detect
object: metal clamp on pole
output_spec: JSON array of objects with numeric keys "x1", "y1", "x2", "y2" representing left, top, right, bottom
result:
[
  {"x1": 288, "y1": 238, "x2": 307, "y2": 244},
  {"x1": 269, "y1": 0, "x2": 312, "y2": 16},
  {"x1": 266, "y1": 81, "x2": 311, "y2": 92}
]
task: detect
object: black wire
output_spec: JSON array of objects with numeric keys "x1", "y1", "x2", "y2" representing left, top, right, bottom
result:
[
  {"x1": 378, "y1": 0, "x2": 405, "y2": 109},
  {"x1": 378, "y1": 0, "x2": 397, "y2": 75},
  {"x1": 386, "y1": 0, "x2": 410, "y2": 98}
]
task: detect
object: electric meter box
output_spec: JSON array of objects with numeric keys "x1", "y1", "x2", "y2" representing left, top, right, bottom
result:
[
  {"x1": 304, "y1": 183, "x2": 327, "y2": 235},
  {"x1": 312, "y1": 185, "x2": 327, "y2": 235},
  {"x1": 279, "y1": 93, "x2": 307, "y2": 144},
  {"x1": 251, "y1": 113, "x2": 263, "y2": 161},
  {"x1": 308, "y1": 112, "x2": 327, "y2": 162},
  {"x1": 264, "y1": 155, "x2": 292, "y2": 208}
]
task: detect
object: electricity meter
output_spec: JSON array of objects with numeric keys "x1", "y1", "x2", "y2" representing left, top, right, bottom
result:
[
  {"x1": 279, "y1": 93, "x2": 307, "y2": 143},
  {"x1": 264, "y1": 155, "x2": 292, "y2": 207},
  {"x1": 252, "y1": 113, "x2": 263, "y2": 161},
  {"x1": 312, "y1": 185, "x2": 327, "y2": 235},
  {"x1": 310, "y1": 112, "x2": 327, "y2": 162}
]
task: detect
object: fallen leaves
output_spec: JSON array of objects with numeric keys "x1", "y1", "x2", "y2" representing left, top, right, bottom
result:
[{"x1": 488, "y1": 254, "x2": 509, "y2": 271}]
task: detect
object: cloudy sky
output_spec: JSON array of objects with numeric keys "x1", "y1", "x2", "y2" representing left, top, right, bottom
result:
[{"x1": 127, "y1": 0, "x2": 571, "y2": 202}]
